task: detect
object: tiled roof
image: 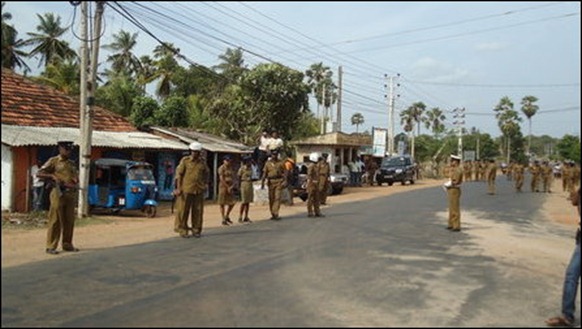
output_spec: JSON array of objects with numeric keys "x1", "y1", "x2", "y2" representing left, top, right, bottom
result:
[{"x1": 1, "y1": 69, "x2": 137, "y2": 132}]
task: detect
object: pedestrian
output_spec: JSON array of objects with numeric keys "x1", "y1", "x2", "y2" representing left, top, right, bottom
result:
[
  {"x1": 36, "y1": 141, "x2": 79, "y2": 255},
  {"x1": 237, "y1": 155, "x2": 254, "y2": 223},
  {"x1": 445, "y1": 154, "x2": 463, "y2": 232},
  {"x1": 541, "y1": 160, "x2": 553, "y2": 193},
  {"x1": 306, "y1": 152, "x2": 323, "y2": 217},
  {"x1": 513, "y1": 161, "x2": 525, "y2": 192},
  {"x1": 283, "y1": 154, "x2": 296, "y2": 206},
  {"x1": 30, "y1": 158, "x2": 45, "y2": 212},
  {"x1": 257, "y1": 130, "x2": 271, "y2": 176},
  {"x1": 174, "y1": 141, "x2": 210, "y2": 238},
  {"x1": 486, "y1": 159, "x2": 497, "y2": 195},
  {"x1": 318, "y1": 153, "x2": 331, "y2": 205},
  {"x1": 218, "y1": 155, "x2": 236, "y2": 226},
  {"x1": 261, "y1": 149, "x2": 287, "y2": 220},
  {"x1": 545, "y1": 187, "x2": 580, "y2": 327},
  {"x1": 530, "y1": 160, "x2": 542, "y2": 193}
]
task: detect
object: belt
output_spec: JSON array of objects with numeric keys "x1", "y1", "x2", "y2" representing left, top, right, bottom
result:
[{"x1": 268, "y1": 176, "x2": 282, "y2": 179}]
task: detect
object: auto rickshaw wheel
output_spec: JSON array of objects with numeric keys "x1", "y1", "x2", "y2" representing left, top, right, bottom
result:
[{"x1": 144, "y1": 205, "x2": 157, "y2": 218}]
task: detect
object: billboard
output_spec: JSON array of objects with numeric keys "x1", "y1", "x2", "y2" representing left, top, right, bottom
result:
[{"x1": 372, "y1": 127, "x2": 387, "y2": 157}]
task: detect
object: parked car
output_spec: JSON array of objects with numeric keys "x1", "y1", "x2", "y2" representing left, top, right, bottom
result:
[
  {"x1": 293, "y1": 163, "x2": 348, "y2": 201},
  {"x1": 376, "y1": 155, "x2": 416, "y2": 186}
]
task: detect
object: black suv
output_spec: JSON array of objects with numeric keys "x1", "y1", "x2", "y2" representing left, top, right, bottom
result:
[{"x1": 376, "y1": 155, "x2": 416, "y2": 186}]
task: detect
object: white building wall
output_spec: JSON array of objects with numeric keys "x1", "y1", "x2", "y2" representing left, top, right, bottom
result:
[{"x1": 1, "y1": 144, "x2": 13, "y2": 211}]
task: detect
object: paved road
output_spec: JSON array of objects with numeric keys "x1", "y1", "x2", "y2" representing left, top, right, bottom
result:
[{"x1": 2, "y1": 178, "x2": 579, "y2": 327}]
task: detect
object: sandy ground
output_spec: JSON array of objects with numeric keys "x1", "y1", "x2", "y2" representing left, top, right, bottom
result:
[{"x1": 1, "y1": 178, "x2": 578, "y2": 269}]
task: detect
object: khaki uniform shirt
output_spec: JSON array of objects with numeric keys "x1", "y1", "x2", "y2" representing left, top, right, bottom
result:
[
  {"x1": 176, "y1": 156, "x2": 209, "y2": 194},
  {"x1": 39, "y1": 155, "x2": 78, "y2": 186},
  {"x1": 262, "y1": 159, "x2": 286, "y2": 181}
]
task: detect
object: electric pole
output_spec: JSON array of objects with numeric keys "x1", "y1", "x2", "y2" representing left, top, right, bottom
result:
[
  {"x1": 78, "y1": 1, "x2": 104, "y2": 218},
  {"x1": 453, "y1": 107, "x2": 466, "y2": 161},
  {"x1": 385, "y1": 73, "x2": 399, "y2": 156},
  {"x1": 336, "y1": 65, "x2": 342, "y2": 132}
]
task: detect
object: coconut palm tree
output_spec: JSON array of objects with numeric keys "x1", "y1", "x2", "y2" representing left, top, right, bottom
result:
[
  {"x1": 306, "y1": 62, "x2": 333, "y2": 119},
  {"x1": 351, "y1": 112, "x2": 364, "y2": 133},
  {"x1": 1, "y1": 3, "x2": 29, "y2": 72},
  {"x1": 23, "y1": 13, "x2": 77, "y2": 68},
  {"x1": 400, "y1": 108, "x2": 416, "y2": 158},
  {"x1": 407, "y1": 101, "x2": 426, "y2": 136},
  {"x1": 152, "y1": 42, "x2": 180, "y2": 100},
  {"x1": 102, "y1": 30, "x2": 142, "y2": 77},
  {"x1": 520, "y1": 95, "x2": 539, "y2": 155},
  {"x1": 213, "y1": 47, "x2": 247, "y2": 83}
]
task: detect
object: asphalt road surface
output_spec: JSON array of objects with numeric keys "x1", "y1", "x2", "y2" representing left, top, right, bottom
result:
[{"x1": 2, "y1": 179, "x2": 579, "y2": 327}]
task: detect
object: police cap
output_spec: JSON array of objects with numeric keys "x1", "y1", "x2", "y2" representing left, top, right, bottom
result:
[{"x1": 57, "y1": 141, "x2": 74, "y2": 149}]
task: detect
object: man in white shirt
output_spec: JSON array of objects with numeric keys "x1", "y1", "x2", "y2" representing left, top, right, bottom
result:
[
  {"x1": 30, "y1": 159, "x2": 45, "y2": 211},
  {"x1": 268, "y1": 131, "x2": 284, "y2": 152},
  {"x1": 257, "y1": 131, "x2": 271, "y2": 176}
]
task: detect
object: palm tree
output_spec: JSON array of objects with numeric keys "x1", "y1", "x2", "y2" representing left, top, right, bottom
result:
[
  {"x1": 423, "y1": 107, "x2": 446, "y2": 138},
  {"x1": 102, "y1": 30, "x2": 142, "y2": 77},
  {"x1": 152, "y1": 42, "x2": 180, "y2": 100},
  {"x1": 520, "y1": 95, "x2": 539, "y2": 155},
  {"x1": 351, "y1": 112, "x2": 364, "y2": 133},
  {"x1": 494, "y1": 96, "x2": 522, "y2": 162},
  {"x1": 1, "y1": 3, "x2": 29, "y2": 72},
  {"x1": 213, "y1": 47, "x2": 246, "y2": 83},
  {"x1": 306, "y1": 62, "x2": 333, "y2": 122},
  {"x1": 23, "y1": 13, "x2": 77, "y2": 68},
  {"x1": 407, "y1": 101, "x2": 426, "y2": 136},
  {"x1": 33, "y1": 58, "x2": 80, "y2": 95}
]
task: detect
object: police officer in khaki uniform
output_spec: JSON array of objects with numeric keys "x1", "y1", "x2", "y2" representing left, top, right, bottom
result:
[
  {"x1": 307, "y1": 152, "x2": 323, "y2": 217},
  {"x1": 541, "y1": 161, "x2": 553, "y2": 193},
  {"x1": 318, "y1": 153, "x2": 331, "y2": 205},
  {"x1": 237, "y1": 155, "x2": 254, "y2": 223},
  {"x1": 261, "y1": 149, "x2": 287, "y2": 220},
  {"x1": 218, "y1": 155, "x2": 236, "y2": 226},
  {"x1": 529, "y1": 160, "x2": 542, "y2": 193},
  {"x1": 486, "y1": 159, "x2": 497, "y2": 195},
  {"x1": 37, "y1": 141, "x2": 79, "y2": 255},
  {"x1": 513, "y1": 162, "x2": 525, "y2": 192},
  {"x1": 445, "y1": 154, "x2": 463, "y2": 232},
  {"x1": 174, "y1": 141, "x2": 209, "y2": 238}
]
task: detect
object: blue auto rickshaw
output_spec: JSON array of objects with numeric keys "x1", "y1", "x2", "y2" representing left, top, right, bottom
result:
[{"x1": 88, "y1": 158, "x2": 159, "y2": 217}]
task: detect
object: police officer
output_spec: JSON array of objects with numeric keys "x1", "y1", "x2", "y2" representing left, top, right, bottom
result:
[
  {"x1": 307, "y1": 152, "x2": 324, "y2": 217},
  {"x1": 318, "y1": 153, "x2": 331, "y2": 205},
  {"x1": 446, "y1": 154, "x2": 463, "y2": 232},
  {"x1": 541, "y1": 161, "x2": 553, "y2": 193},
  {"x1": 486, "y1": 159, "x2": 497, "y2": 195},
  {"x1": 218, "y1": 155, "x2": 236, "y2": 226},
  {"x1": 529, "y1": 160, "x2": 542, "y2": 193},
  {"x1": 174, "y1": 141, "x2": 210, "y2": 238},
  {"x1": 37, "y1": 141, "x2": 79, "y2": 254},
  {"x1": 237, "y1": 155, "x2": 254, "y2": 223},
  {"x1": 513, "y1": 161, "x2": 525, "y2": 192},
  {"x1": 261, "y1": 149, "x2": 287, "y2": 220}
]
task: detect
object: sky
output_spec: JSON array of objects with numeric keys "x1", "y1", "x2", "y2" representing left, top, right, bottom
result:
[{"x1": 3, "y1": 1, "x2": 581, "y2": 139}]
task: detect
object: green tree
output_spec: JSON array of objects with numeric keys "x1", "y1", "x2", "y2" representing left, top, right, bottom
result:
[
  {"x1": 555, "y1": 134, "x2": 581, "y2": 163},
  {"x1": 305, "y1": 62, "x2": 334, "y2": 132},
  {"x1": 23, "y1": 13, "x2": 77, "y2": 68},
  {"x1": 154, "y1": 95, "x2": 190, "y2": 127},
  {"x1": 423, "y1": 107, "x2": 446, "y2": 138},
  {"x1": 407, "y1": 101, "x2": 426, "y2": 136},
  {"x1": 151, "y1": 42, "x2": 181, "y2": 100},
  {"x1": 520, "y1": 95, "x2": 539, "y2": 155},
  {"x1": 33, "y1": 58, "x2": 79, "y2": 95},
  {"x1": 129, "y1": 96, "x2": 159, "y2": 128},
  {"x1": 212, "y1": 47, "x2": 247, "y2": 84},
  {"x1": 351, "y1": 112, "x2": 364, "y2": 132},
  {"x1": 102, "y1": 30, "x2": 142, "y2": 77},
  {"x1": 493, "y1": 96, "x2": 523, "y2": 163},
  {"x1": 95, "y1": 72, "x2": 145, "y2": 117},
  {"x1": 1, "y1": 2, "x2": 29, "y2": 72}
]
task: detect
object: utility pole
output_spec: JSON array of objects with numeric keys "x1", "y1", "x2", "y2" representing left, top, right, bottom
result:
[
  {"x1": 78, "y1": 1, "x2": 104, "y2": 218},
  {"x1": 336, "y1": 66, "x2": 342, "y2": 132},
  {"x1": 384, "y1": 73, "x2": 399, "y2": 156},
  {"x1": 453, "y1": 107, "x2": 466, "y2": 161}
]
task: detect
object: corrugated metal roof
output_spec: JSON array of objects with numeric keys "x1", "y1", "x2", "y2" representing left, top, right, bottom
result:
[
  {"x1": 1, "y1": 124, "x2": 188, "y2": 150},
  {"x1": 151, "y1": 126, "x2": 254, "y2": 154}
]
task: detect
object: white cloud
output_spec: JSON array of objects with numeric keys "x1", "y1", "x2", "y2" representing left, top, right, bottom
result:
[{"x1": 411, "y1": 57, "x2": 469, "y2": 82}]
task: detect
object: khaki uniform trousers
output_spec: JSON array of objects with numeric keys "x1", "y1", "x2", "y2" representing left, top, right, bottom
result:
[
  {"x1": 267, "y1": 178, "x2": 283, "y2": 217},
  {"x1": 531, "y1": 174, "x2": 541, "y2": 192},
  {"x1": 487, "y1": 178, "x2": 496, "y2": 195},
  {"x1": 514, "y1": 174, "x2": 524, "y2": 192},
  {"x1": 447, "y1": 187, "x2": 461, "y2": 230},
  {"x1": 46, "y1": 188, "x2": 77, "y2": 250},
  {"x1": 318, "y1": 178, "x2": 329, "y2": 205},
  {"x1": 175, "y1": 192, "x2": 204, "y2": 235},
  {"x1": 307, "y1": 182, "x2": 321, "y2": 216}
]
